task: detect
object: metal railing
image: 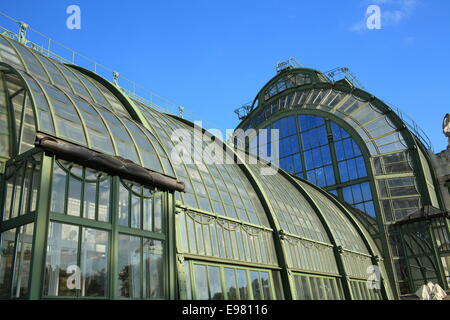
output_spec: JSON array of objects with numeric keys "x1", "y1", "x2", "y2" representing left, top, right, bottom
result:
[
  {"x1": 385, "y1": 102, "x2": 433, "y2": 151},
  {"x1": 326, "y1": 66, "x2": 433, "y2": 151},
  {"x1": 0, "y1": 11, "x2": 217, "y2": 130}
]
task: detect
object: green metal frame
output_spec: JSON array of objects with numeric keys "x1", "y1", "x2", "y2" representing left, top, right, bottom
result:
[{"x1": 0, "y1": 150, "x2": 176, "y2": 299}]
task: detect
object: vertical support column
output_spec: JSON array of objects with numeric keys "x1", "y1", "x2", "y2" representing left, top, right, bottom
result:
[
  {"x1": 28, "y1": 153, "x2": 52, "y2": 299},
  {"x1": 174, "y1": 202, "x2": 188, "y2": 300},
  {"x1": 166, "y1": 192, "x2": 177, "y2": 300},
  {"x1": 109, "y1": 176, "x2": 119, "y2": 299}
]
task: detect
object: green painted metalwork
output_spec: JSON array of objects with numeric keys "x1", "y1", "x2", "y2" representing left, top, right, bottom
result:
[{"x1": 0, "y1": 35, "x2": 410, "y2": 300}]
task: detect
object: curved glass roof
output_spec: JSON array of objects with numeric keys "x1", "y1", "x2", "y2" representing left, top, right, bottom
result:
[
  {"x1": 298, "y1": 181, "x2": 369, "y2": 254},
  {"x1": 246, "y1": 161, "x2": 330, "y2": 243},
  {"x1": 236, "y1": 75, "x2": 436, "y2": 221},
  {"x1": 135, "y1": 101, "x2": 270, "y2": 228},
  {"x1": 0, "y1": 36, "x2": 393, "y2": 295},
  {"x1": 0, "y1": 34, "x2": 174, "y2": 177}
]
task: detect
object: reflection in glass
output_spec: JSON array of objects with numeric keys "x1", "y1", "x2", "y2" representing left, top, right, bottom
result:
[
  {"x1": 83, "y1": 182, "x2": 96, "y2": 220},
  {"x1": 119, "y1": 183, "x2": 129, "y2": 226},
  {"x1": 143, "y1": 239, "x2": 164, "y2": 299},
  {"x1": 143, "y1": 197, "x2": 153, "y2": 232},
  {"x1": 194, "y1": 264, "x2": 208, "y2": 300},
  {"x1": 250, "y1": 271, "x2": 262, "y2": 299},
  {"x1": 237, "y1": 269, "x2": 248, "y2": 299},
  {"x1": 81, "y1": 228, "x2": 108, "y2": 297},
  {"x1": 260, "y1": 272, "x2": 271, "y2": 300},
  {"x1": 98, "y1": 178, "x2": 110, "y2": 222},
  {"x1": 44, "y1": 223, "x2": 79, "y2": 297},
  {"x1": 208, "y1": 266, "x2": 223, "y2": 300},
  {"x1": 11, "y1": 224, "x2": 34, "y2": 298},
  {"x1": 50, "y1": 164, "x2": 66, "y2": 213},
  {"x1": 117, "y1": 234, "x2": 141, "y2": 298},
  {"x1": 224, "y1": 268, "x2": 238, "y2": 300},
  {"x1": 0, "y1": 229, "x2": 16, "y2": 298},
  {"x1": 154, "y1": 194, "x2": 162, "y2": 233},
  {"x1": 67, "y1": 175, "x2": 82, "y2": 216}
]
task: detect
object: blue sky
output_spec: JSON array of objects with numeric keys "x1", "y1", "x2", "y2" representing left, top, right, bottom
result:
[{"x1": 2, "y1": 0, "x2": 450, "y2": 151}]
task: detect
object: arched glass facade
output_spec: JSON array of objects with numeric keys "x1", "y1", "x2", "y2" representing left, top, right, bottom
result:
[
  {"x1": 0, "y1": 34, "x2": 399, "y2": 300},
  {"x1": 234, "y1": 67, "x2": 450, "y2": 295},
  {"x1": 252, "y1": 114, "x2": 375, "y2": 217}
]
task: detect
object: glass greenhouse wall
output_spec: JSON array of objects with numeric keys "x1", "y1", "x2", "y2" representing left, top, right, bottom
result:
[
  {"x1": 234, "y1": 67, "x2": 450, "y2": 296},
  {"x1": 0, "y1": 33, "x2": 400, "y2": 300}
]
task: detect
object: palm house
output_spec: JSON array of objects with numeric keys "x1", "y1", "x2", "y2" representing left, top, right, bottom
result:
[{"x1": 0, "y1": 21, "x2": 447, "y2": 300}]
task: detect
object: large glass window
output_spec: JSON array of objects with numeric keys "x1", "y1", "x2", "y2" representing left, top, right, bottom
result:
[
  {"x1": 177, "y1": 210, "x2": 277, "y2": 266},
  {"x1": 0, "y1": 224, "x2": 34, "y2": 299},
  {"x1": 185, "y1": 261, "x2": 276, "y2": 300},
  {"x1": 293, "y1": 273, "x2": 344, "y2": 300},
  {"x1": 50, "y1": 161, "x2": 111, "y2": 222},
  {"x1": 258, "y1": 114, "x2": 375, "y2": 217},
  {"x1": 44, "y1": 222, "x2": 109, "y2": 298},
  {"x1": 349, "y1": 279, "x2": 382, "y2": 300},
  {"x1": 2, "y1": 155, "x2": 40, "y2": 221},
  {"x1": 118, "y1": 180, "x2": 163, "y2": 232},
  {"x1": 117, "y1": 235, "x2": 164, "y2": 299}
]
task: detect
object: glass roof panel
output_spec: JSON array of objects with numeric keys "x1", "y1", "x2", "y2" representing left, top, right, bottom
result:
[
  {"x1": 122, "y1": 118, "x2": 163, "y2": 173},
  {"x1": 56, "y1": 65, "x2": 93, "y2": 102},
  {"x1": 247, "y1": 160, "x2": 330, "y2": 243},
  {"x1": 67, "y1": 93, "x2": 115, "y2": 154},
  {"x1": 95, "y1": 106, "x2": 140, "y2": 164},
  {"x1": 299, "y1": 182, "x2": 369, "y2": 254},
  {"x1": 73, "y1": 71, "x2": 110, "y2": 107},
  {"x1": 9, "y1": 41, "x2": 50, "y2": 82},
  {"x1": 136, "y1": 102, "x2": 269, "y2": 227},
  {"x1": 81, "y1": 75, "x2": 130, "y2": 117},
  {"x1": 18, "y1": 71, "x2": 54, "y2": 134},
  {"x1": 34, "y1": 53, "x2": 71, "y2": 91},
  {"x1": 40, "y1": 82, "x2": 86, "y2": 145},
  {"x1": 0, "y1": 35, "x2": 25, "y2": 69}
]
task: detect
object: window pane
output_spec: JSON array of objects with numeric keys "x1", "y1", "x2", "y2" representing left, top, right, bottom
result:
[
  {"x1": 208, "y1": 266, "x2": 223, "y2": 300},
  {"x1": 194, "y1": 264, "x2": 209, "y2": 300},
  {"x1": 44, "y1": 223, "x2": 79, "y2": 297},
  {"x1": 250, "y1": 271, "x2": 262, "y2": 300},
  {"x1": 98, "y1": 178, "x2": 110, "y2": 222},
  {"x1": 0, "y1": 229, "x2": 16, "y2": 298},
  {"x1": 184, "y1": 262, "x2": 192, "y2": 300},
  {"x1": 237, "y1": 269, "x2": 249, "y2": 299},
  {"x1": 143, "y1": 239, "x2": 164, "y2": 299},
  {"x1": 50, "y1": 164, "x2": 66, "y2": 213},
  {"x1": 11, "y1": 224, "x2": 34, "y2": 298},
  {"x1": 118, "y1": 183, "x2": 129, "y2": 226},
  {"x1": 143, "y1": 197, "x2": 153, "y2": 232},
  {"x1": 67, "y1": 175, "x2": 81, "y2": 216},
  {"x1": 131, "y1": 193, "x2": 141, "y2": 229},
  {"x1": 81, "y1": 228, "x2": 109, "y2": 297},
  {"x1": 117, "y1": 235, "x2": 141, "y2": 298},
  {"x1": 83, "y1": 182, "x2": 96, "y2": 220},
  {"x1": 224, "y1": 268, "x2": 238, "y2": 300},
  {"x1": 260, "y1": 271, "x2": 272, "y2": 300},
  {"x1": 154, "y1": 194, "x2": 162, "y2": 233}
]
